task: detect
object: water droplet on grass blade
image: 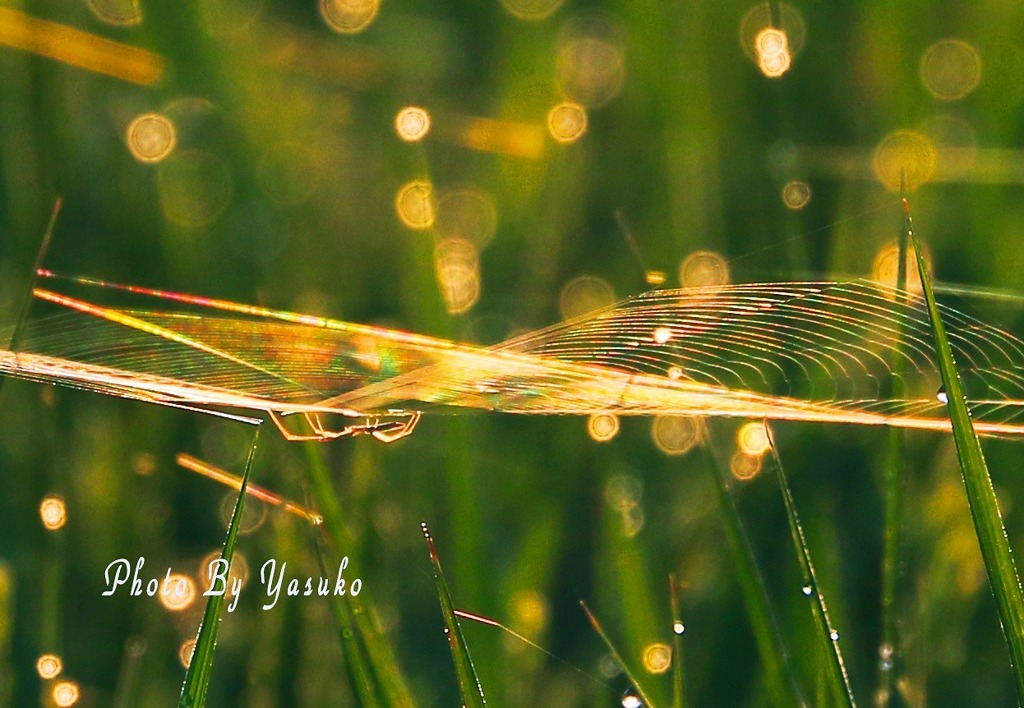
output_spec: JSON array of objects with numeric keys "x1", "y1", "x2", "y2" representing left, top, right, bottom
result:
[{"x1": 621, "y1": 689, "x2": 643, "y2": 708}]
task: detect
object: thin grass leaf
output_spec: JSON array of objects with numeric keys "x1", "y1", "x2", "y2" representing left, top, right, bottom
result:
[
  {"x1": 906, "y1": 198, "x2": 1024, "y2": 701},
  {"x1": 301, "y1": 444, "x2": 415, "y2": 707},
  {"x1": 111, "y1": 637, "x2": 146, "y2": 708},
  {"x1": 766, "y1": 434, "x2": 856, "y2": 707},
  {"x1": 579, "y1": 600, "x2": 656, "y2": 708},
  {"x1": 879, "y1": 206, "x2": 910, "y2": 706},
  {"x1": 701, "y1": 443, "x2": 804, "y2": 707},
  {"x1": 0, "y1": 562, "x2": 13, "y2": 707},
  {"x1": 178, "y1": 426, "x2": 260, "y2": 708},
  {"x1": 668, "y1": 574, "x2": 687, "y2": 708},
  {"x1": 421, "y1": 521, "x2": 487, "y2": 707},
  {"x1": 0, "y1": 198, "x2": 60, "y2": 401},
  {"x1": 310, "y1": 531, "x2": 380, "y2": 705}
]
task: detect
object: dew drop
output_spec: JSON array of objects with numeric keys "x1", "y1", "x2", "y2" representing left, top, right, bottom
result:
[
  {"x1": 879, "y1": 642, "x2": 894, "y2": 660},
  {"x1": 830, "y1": 630, "x2": 840, "y2": 641},
  {"x1": 621, "y1": 689, "x2": 644, "y2": 708},
  {"x1": 801, "y1": 583, "x2": 813, "y2": 596},
  {"x1": 652, "y1": 326, "x2": 672, "y2": 344},
  {"x1": 936, "y1": 386, "x2": 949, "y2": 404},
  {"x1": 420, "y1": 521, "x2": 430, "y2": 538},
  {"x1": 673, "y1": 621, "x2": 685, "y2": 635}
]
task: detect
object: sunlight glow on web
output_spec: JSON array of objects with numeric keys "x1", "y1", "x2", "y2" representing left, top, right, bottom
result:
[{"x1": 645, "y1": 270, "x2": 666, "y2": 286}]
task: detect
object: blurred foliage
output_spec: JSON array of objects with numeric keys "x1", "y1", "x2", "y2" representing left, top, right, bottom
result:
[{"x1": 2, "y1": 0, "x2": 1024, "y2": 706}]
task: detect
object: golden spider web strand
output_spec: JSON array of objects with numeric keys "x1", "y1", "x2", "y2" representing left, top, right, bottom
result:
[{"x1": 3, "y1": 276, "x2": 1024, "y2": 436}]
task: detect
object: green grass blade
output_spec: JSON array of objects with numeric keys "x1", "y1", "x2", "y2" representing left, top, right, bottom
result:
[
  {"x1": 668, "y1": 574, "x2": 687, "y2": 708},
  {"x1": 310, "y1": 532, "x2": 380, "y2": 705},
  {"x1": 879, "y1": 210, "x2": 910, "y2": 705},
  {"x1": 905, "y1": 199, "x2": 1024, "y2": 700},
  {"x1": 301, "y1": 444, "x2": 415, "y2": 707},
  {"x1": 0, "y1": 562, "x2": 13, "y2": 707},
  {"x1": 766, "y1": 435, "x2": 856, "y2": 707},
  {"x1": 111, "y1": 637, "x2": 146, "y2": 708},
  {"x1": 178, "y1": 426, "x2": 260, "y2": 708},
  {"x1": 579, "y1": 600, "x2": 657, "y2": 708},
  {"x1": 701, "y1": 444, "x2": 804, "y2": 707},
  {"x1": 421, "y1": 521, "x2": 487, "y2": 707}
]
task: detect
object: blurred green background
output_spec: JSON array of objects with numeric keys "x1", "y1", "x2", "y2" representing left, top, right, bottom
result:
[{"x1": 2, "y1": 0, "x2": 1024, "y2": 705}]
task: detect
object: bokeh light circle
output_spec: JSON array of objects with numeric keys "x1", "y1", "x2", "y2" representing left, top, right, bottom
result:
[
  {"x1": 871, "y1": 130, "x2": 936, "y2": 192},
  {"x1": 920, "y1": 39, "x2": 982, "y2": 101},
  {"x1": 126, "y1": 113, "x2": 177, "y2": 164}
]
